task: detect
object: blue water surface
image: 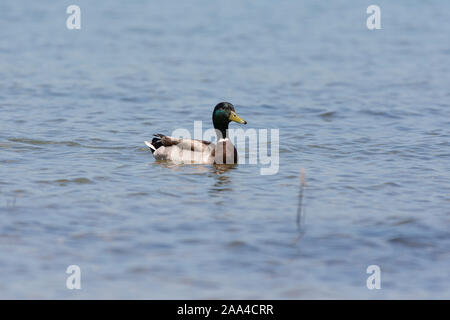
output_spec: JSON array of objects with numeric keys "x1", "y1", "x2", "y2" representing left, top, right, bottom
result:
[{"x1": 0, "y1": 0, "x2": 449, "y2": 298}]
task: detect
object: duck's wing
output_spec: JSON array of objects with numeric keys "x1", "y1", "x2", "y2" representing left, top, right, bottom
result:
[
  {"x1": 145, "y1": 134, "x2": 215, "y2": 163},
  {"x1": 153, "y1": 134, "x2": 214, "y2": 152}
]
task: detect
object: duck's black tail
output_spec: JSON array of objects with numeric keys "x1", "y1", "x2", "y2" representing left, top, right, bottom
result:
[{"x1": 144, "y1": 134, "x2": 165, "y2": 154}]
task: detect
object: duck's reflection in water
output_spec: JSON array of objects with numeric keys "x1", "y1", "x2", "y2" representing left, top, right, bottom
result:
[
  {"x1": 212, "y1": 164, "x2": 237, "y2": 175},
  {"x1": 151, "y1": 161, "x2": 236, "y2": 199},
  {"x1": 152, "y1": 161, "x2": 235, "y2": 174},
  {"x1": 208, "y1": 165, "x2": 237, "y2": 201}
]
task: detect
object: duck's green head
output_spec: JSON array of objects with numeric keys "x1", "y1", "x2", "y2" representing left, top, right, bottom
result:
[{"x1": 212, "y1": 102, "x2": 247, "y2": 133}]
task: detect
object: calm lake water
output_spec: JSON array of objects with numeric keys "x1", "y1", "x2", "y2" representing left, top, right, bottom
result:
[{"x1": 0, "y1": 0, "x2": 449, "y2": 299}]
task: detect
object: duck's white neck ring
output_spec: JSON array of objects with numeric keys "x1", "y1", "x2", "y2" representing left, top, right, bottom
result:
[{"x1": 215, "y1": 128, "x2": 229, "y2": 141}]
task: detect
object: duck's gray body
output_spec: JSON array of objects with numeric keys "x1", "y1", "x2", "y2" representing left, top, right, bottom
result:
[{"x1": 145, "y1": 135, "x2": 238, "y2": 164}]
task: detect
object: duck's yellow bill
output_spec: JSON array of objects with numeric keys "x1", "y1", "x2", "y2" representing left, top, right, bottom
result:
[{"x1": 229, "y1": 111, "x2": 247, "y2": 124}]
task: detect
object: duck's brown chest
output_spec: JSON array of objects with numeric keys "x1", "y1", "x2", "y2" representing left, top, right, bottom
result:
[{"x1": 213, "y1": 141, "x2": 238, "y2": 164}]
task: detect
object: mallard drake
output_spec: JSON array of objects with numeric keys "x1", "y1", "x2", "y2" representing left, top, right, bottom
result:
[{"x1": 144, "y1": 102, "x2": 247, "y2": 164}]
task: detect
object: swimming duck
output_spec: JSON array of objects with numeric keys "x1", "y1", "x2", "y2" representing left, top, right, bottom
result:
[{"x1": 144, "y1": 102, "x2": 247, "y2": 164}]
